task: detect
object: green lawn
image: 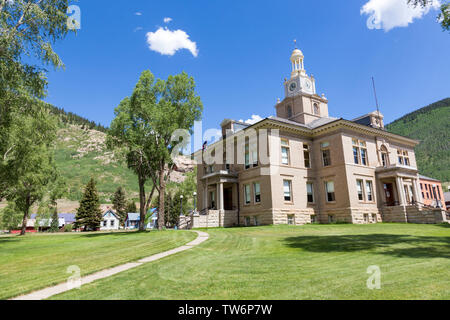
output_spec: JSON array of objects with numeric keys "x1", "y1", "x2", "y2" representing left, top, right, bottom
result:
[
  {"x1": 52, "y1": 224, "x2": 450, "y2": 300},
  {"x1": 0, "y1": 230, "x2": 197, "y2": 300}
]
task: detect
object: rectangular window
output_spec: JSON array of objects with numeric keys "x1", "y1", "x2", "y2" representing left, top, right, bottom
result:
[
  {"x1": 281, "y1": 139, "x2": 290, "y2": 165},
  {"x1": 303, "y1": 144, "x2": 311, "y2": 168},
  {"x1": 245, "y1": 144, "x2": 250, "y2": 170},
  {"x1": 357, "y1": 180, "x2": 364, "y2": 201},
  {"x1": 325, "y1": 181, "x2": 336, "y2": 202},
  {"x1": 110, "y1": 220, "x2": 115, "y2": 227},
  {"x1": 321, "y1": 143, "x2": 331, "y2": 167},
  {"x1": 353, "y1": 146, "x2": 360, "y2": 164},
  {"x1": 311, "y1": 215, "x2": 316, "y2": 224},
  {"x1": 307, "y1": 183, "x2": 314, "y2": 203},
  {"x1": 287, "y1": 215, "x2": 295, "y2": 225},
  {"x1": 364, "y1": 214, "x2": 369, "y2": 223},
  {"x1": 253, "y1": 216, "x2": 259, "y2": 226},
  {"x1": 353, "y1": 139, "x2": 368, "y2": 166},
  {"x1": 103, "y1": 221, "x2": 107, "y2": 227},
  {"x1": 252, "y1": 149, "x2": 259, "y2": 167},
  {"x1": 328, "y1": 215, "x2": 335, "y2": 223},
  {"x1": 398, "y1": 149, "x2": 410, "y2": 166},
  {"x1": 253, "y1": 183, "x2": 261, "y2": 203},
  {"x1": 360, "y1": 148, "x2": 368, "y2": 166},
  {"x1": 284, "y1": 180, "x2": 292, "y2": 202},
  {"x1": 322, "y1": 149, "x2": 331, "y2": 167},
  {"x1": 245, "y1": 217, "x2": 251, "y2": 226},
  {"x1": 244, "y1": 184, "x2": 251, "y2": 205},
  {"x1": 366, "y1": 181, "x2": 374, "y2": 202}
]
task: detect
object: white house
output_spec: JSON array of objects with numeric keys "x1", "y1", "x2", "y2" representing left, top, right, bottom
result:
[{"x1": 100, "y1": 209, "x2": 121, "y2": 231}]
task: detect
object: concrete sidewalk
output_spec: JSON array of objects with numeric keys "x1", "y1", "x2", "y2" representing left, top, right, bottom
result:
[{"x1": 11, "y1": 230, "x2": 209, "y2": 300}]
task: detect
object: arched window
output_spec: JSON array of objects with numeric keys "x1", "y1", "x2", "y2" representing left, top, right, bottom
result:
[
  {"x1": 314, "y1": 103, "x2": 320, "y2": 116},
  {"x1": 287, "y1": 106, "x2": 293, "y2": 118},
  {"x1": 380, "y1": 145, "x2": 389, "y2": 167}
]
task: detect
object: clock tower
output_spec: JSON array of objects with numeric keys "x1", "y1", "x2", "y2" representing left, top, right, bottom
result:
[{"x1": 276, "y1": 47, "x2": 329, "y2": 125}]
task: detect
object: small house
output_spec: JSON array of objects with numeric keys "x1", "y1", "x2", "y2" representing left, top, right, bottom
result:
[
  {"x1": 100, "y1": 209, "x2": 120, "y2": 231},
  {"x1": 125, "y1": 209, "x2": 158, "y2": 230}
]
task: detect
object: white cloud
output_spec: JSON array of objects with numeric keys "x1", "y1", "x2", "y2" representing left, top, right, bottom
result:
[
  {"x1": 361, "y1": 0, "x2": 440, "y2": 31},
  {"x1": 146, "y1": 27, "x2": 198, "y2": 57},
  {"x1": 239, "y1": 115, "x2": 264, "y2": 125},
  {"x1": 135, "y1": 12, "x2": 142, "y2": 16},
  {"x1": 134, "y1": 27, "x2": 143, "y2": 32},
  {"x1": 164, "y1": 17, "x2": 173, "y2": 24}
]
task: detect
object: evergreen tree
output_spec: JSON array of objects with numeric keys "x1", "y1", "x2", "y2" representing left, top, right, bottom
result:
[
  {"x1": 49, "y1": 208, "x2": 59, "y2": 233},
  {"x1": 125, "y1": 201, "x2": 138, "y2": 214},
  {"x1": 112, "y1": 187, "x2": 127, "y2": 226},
  {"x1": 75, "y1": 178, "x2": 103, "y2": 231}
]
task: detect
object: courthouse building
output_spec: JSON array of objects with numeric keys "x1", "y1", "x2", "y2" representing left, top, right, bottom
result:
[{"x1": 190, "y1": 48, "x2": 448, "y2": 227}]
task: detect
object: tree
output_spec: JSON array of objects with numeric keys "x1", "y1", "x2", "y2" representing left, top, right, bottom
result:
[
  {"x1": 49, "y1": 207, "x2": 59, "y2": 233},
  {"x1": 0, "y1": 202, "x2": 22, "y2": 231},
  {"x1": 2, "y1": 108, "x2": 59, "y2": 235},
  {"x1": 0, "y1": 1, "x2": 72, "y2": 194},
  {"x1": 408, "y1": 0, "x2": 450, "y2": 31},
  {"x1": 108, "y1": 70, "x2": 203, "y2": 231},
  {"x1": 125, "y1": 200, "x2": 138, "y2": 214},
  {"x1": 75, "y1": 178, "x2": 103, "y2": 231},
  {"x1": 112, "y1": 187, "x2": 127, "y2": 226}
]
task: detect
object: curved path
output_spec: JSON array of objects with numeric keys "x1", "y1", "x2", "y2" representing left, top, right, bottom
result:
[{"x1": 11, "y1": 230, "x2": 209, "y2": 301}]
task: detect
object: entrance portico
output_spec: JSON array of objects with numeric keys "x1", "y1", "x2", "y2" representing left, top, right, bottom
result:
[
  {"x1": 376, "y1": 166, "x2": 422, "y2": 207},
  {"x1": 200, "y1": 170, "x2": 239, "y2": 221}
]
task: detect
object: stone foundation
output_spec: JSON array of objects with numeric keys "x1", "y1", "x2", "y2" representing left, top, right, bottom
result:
[{"x1": 180, "y1": 206, "x2": 449, "y2": 229}]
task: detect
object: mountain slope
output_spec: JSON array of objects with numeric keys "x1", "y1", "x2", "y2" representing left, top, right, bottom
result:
[
  {"x1": 386, "y1": 98, "x2": 450, "y2": 183},
  {"x1": 55, "y1": 124, "x2": 142, "y2": 203}
]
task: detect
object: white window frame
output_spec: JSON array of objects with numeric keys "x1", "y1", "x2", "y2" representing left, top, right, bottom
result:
[
  {"x1": 244, "y1": 184, "x2": 251, "y2": 205},
  {"x1": 283, "y1": 180, "x2": 293, "y2": 202}
]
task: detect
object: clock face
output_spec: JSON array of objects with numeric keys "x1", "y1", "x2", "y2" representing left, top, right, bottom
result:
[
  {"x1": 304, "y1": 79, "x2": 312, "y2": 89},
  {"x1": 289, "y1": 82, "x2": 297, "y2": 92}
]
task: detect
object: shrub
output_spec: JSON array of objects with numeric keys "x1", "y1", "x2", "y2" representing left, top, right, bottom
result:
[{"x1": 64, "y1": 224, "x2": 73, "y2": 233}]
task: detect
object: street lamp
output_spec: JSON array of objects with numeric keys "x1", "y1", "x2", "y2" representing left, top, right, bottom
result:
[
  {"x1": 180, "y1": 195, "x2": 184, "y2": 217},
  {"x1": 193, "y1": 192, "x2": 197, "y2": 214}
]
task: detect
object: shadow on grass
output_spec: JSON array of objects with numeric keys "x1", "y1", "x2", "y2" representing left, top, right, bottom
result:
[{"x1": 283, "y1": 234, "x2": 450, "y2": 259}]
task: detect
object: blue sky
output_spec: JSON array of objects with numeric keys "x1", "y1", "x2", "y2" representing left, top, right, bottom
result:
[{"x1": 45, "y1": 0, "x2": 450, "y2": 130}]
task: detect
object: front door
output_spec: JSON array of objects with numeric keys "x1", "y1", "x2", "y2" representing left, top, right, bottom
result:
[
  {"x1": 224, "y1": 187, "x2": 233, "y2": 211},
  {"x1": 384, "y1": 183, "x2": 395, "y2": 206}
]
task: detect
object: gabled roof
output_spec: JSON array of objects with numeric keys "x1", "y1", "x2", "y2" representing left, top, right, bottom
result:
[
  {"x1": 126, "y1": 209, "x2": 158, "y2": 222},
  {"x1": 103, "y1": 209, "x2": 120, "y2": 220}
]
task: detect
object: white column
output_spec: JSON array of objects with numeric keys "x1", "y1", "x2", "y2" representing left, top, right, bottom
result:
[
  {"x1": 396, "y1": 177, "x2": 406, "y2": 206},
  {"x1": 413, "y1": 178, "x2": 423, "y2": 205},
  {"x1": 218, "y1": 182, "x2": 224, "y2": 212},
  {"x1": 203, "y1": 183, "x2": 208, "y2": 210}
]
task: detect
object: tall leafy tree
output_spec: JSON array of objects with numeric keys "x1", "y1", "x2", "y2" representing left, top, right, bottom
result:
[
  {"x1": 0, "y1": 202, "x2": 22, "y2": 231},
  {"x1": 112, "y1": 186, "x2": 127, "y2": 226},
  {"x1": 0, "y1": 0, "x2": 71, "y2": 186},
  {"x1": 2, "y1": 108, "x2": 58, "y2": 235},
  {"x1": 408, "y1": 0, "x2": 450, "y2": 31},
  {"x1": 75, "y1": 178, "x2": 103, "y2": 231},
  {"x1": 108, "y1": 70, "x2": 202, "y2": 230}
]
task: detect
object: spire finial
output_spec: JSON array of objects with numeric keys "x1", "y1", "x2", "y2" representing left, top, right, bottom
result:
[{"x1": 294, "y1": 39, "x2": 297, "y2": 49}]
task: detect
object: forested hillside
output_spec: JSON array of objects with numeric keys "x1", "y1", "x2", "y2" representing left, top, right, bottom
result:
[{"x1": 386, "y1": 98, "x2": 450, "y2": 183}]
